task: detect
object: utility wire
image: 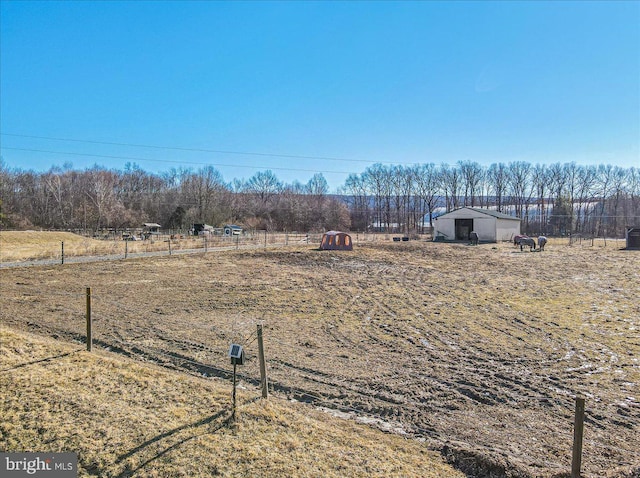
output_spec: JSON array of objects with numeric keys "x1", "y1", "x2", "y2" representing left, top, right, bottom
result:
[
  {"x1": 0, "y1": 147, "x2": 356, "y2": 176},
  {"x1": 1, "y1": 132, "x2": 393, "y2": 165}
]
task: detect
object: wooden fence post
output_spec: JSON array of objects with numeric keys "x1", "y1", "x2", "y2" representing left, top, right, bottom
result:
[
  {"x1": 232, "y1": 362, "x2": 237, "y2": 422},
  {"x1": 168, "y1": 240, "x2": 172, "y2": 256},
  {"x1": 572, "y1": 396, "x2": 585, "y2": 478},
  {"x1": 86, "y1": 287, "x2": 92, "y2": 352},
  {"x1": 257, "y1": 324, "x2": 268, "y2": 399},
  {"x1": 61, "y1": 242, "x2": 65, "y2": 264},
  {"x1": 125, "y1": 240, "x2": 128, "y2": 259}
]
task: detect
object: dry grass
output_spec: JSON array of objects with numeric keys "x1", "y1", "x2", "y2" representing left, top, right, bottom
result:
[
  {"x1": 0, "y1": 231, "x2": 103, "y2": 261},
  {"x1": 1, "y1": 235, "x2": 638, "y2": 477},
  {"x1": 0, "y1": 327, "x2": 463, "y2": 478},
  {"x1": 0, "y1": 231, "x2": 204, "y2": 262},
  {"x1": 0, "y1": 230, "x2": 623, "y2": 263},
  {"x1": 0, "y1": 231, "x2": 308, "y2": 263}
]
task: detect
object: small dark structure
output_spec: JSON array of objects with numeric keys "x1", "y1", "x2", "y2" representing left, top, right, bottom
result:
[
  {"x1": 320, "y1": 231, "x2": 353, "y2": 251},
  {"x1": 627, "y1": 227, "x2": 640, "y2": 250},
  {"x1": 193, "y1": 223, "x2": 214, "y2": 236},
  {"x1": 224, "y1": 225, "x2": 243, "y2": 236}
]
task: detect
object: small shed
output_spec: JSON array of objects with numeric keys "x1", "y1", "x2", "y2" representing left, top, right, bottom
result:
[
  {"x1": 626, "y1": 227, "x2": 640, "y2": 250},
  {"x1": 143, "y1": 223, "x2": 161, "y2": 233},
  {"x1": 320, "y1": 231, "x2": 353, "y2": 251},
  {"x1": 433, "y1": 207, "x2": 521, "y2": 243},
  {"x1": 193, "y1": 224, "x2": 214, "y2": 236},
  {"x1": 224, "y1": 224, "x2": 243, "y2": 236}
]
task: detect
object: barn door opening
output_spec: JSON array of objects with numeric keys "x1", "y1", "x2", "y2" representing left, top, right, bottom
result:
[{"x1": 455, "y1": 219, "x2": 473, "y2": 240}]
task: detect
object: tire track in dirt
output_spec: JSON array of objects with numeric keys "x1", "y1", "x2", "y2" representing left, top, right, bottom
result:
[
  {"x1": 3, "y1": 243, "x2": 639, "y2": 477},
  {"x1": 274, "y1": 248, "x2": 638, "y2": 476}
]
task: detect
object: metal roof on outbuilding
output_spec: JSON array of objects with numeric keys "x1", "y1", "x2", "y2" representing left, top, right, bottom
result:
[
  {"x1": 433, "y1": 207, "x2": 521, "y2": 242},
  {"x1": 454, "y1": 207, "x2": 521, "y2": 221}
]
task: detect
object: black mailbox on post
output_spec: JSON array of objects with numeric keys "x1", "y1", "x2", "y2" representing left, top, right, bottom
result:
[{"x1": 229, "y1": 344, "x2": 245, "y2": 365}]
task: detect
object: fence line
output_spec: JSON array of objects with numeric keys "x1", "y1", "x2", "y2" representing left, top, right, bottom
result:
[
  {"x1": 15, "y1": 285, "x2": 634, "y2": 415},
  {"x1": 3, "y1": 281, "x2": 637, "y2": 476},
  {"x1": 0, "y1": 231, "x2": 423, "y2": 266}
]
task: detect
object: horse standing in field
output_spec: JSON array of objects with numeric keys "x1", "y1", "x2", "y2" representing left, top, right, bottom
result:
[
  {"x1": 470, "y1": 231, "x2": 479, "y2": 246},
  {"x1": 519, "y1": 237, "x2": 536, "y2": 251},
  {"x1": 514, "y1": 235, "x2": 528, "y2": 247},
  {"x1": 538, "y1": 236, "x2": 547, "y2": 251}
]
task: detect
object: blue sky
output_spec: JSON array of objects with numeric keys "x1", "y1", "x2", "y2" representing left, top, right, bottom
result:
[{"x1": 1, "y1": 1, "x2": 638, "y2": 191}]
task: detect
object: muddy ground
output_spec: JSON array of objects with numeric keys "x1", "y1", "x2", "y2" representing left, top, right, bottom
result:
[{"x1": 1, "y1": 240, "x2": 638, "y2": 477}]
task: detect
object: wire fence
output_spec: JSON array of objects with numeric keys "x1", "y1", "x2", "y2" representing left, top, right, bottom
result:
[
  {"x1": 2, "y1": 235, "x2": 639, "y2": 478},
  {"x1": 0, "y1": 231, "x2": 432, "y2": 265}
]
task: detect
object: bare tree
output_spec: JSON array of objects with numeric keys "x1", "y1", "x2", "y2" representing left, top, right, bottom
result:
[
  {"x1": 507, "y1": 161, "x2": 532, "y2": 220},
  {"x1": 414, "y1": 163, "x2": 441, "y2": 233},
  {"x1": 627, "y1": 167, "x2": 640, "y2": 227},
  {"x1": 246, "y1": 170, "x2": 282, "y2": 207},
  {"x1": 596, "y1": 165, "x2": 614, "y2": 237},
  {"x1": 3, "y1": 159, "x2": 639, "y2": 240},
  {"x1": 241, "y1": 170, "x2": 283, "y2": 230},
  {"x1": 531, "y1": 164, "x2": 550, "y2": 234},
  {"x1": 180, "y1": 166, "x2": 229, "y2": 228},
  {"x1": 0, "y1": 158, "x2": 16, "y2": 227},
  {"x1": 322, "y1": 198, "x2": 351, "y2": 231},
  {"x1": 574, "y1": 165, "x2": 597, "y2": 234},
  {"x1": 487, "y1": 163, "x2": 509, "y2": 213},
  {"x1": 458, "y1": 160, "x2": 484, "y2": 207},
  {"x1": 389, "y1": 165, "x2": 415, "y2": 233},
  {"x1": 363, "y1": 164, "x2": 391, "y2": 231},
  {"x1": 608, "y1": 167, "x2": 629, "y2": 236},
  {"x1": 440, "y1": 164, "x2": 460, "y2": 212},
  {"x1": 306, "y1": 173, "x2": 329, "y2": 226},
  {"x1": 83, "y1": 167, "x2": 119, "y2": 233},
  {"x1": 118, "y1": 163, "x2": 148, "y2": 213},
  {"x1": 343, "y1": 173, "x2": 370, "y2": 231}
]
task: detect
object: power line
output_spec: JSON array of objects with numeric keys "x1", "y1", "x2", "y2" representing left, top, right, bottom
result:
[
  {"x1": 1, "y1": 132, "x2": 380, "y2": 165},
  {"x1": 1, "y1": 146, "x2": 356, "y2": 176}
]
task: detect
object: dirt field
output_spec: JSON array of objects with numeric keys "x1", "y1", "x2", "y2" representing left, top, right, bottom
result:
[{"x1": 1, "y1": 239, "x2": 638, "y2": 477}]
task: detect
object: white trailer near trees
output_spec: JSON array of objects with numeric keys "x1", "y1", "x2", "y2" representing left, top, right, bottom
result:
[{"x1": 433, "y1": 207, "x2": 521, "y2": 243}]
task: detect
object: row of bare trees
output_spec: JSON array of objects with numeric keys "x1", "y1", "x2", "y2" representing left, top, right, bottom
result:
[
  {"x1": 341, "y1": 161, "x2": 640, "y2": 237},
  {"x1": 1, "y1": 158, "x2": 638, "y2": 237},
  {"x1": 0, "y1": 161, "x2": 350, "y2": 233}
]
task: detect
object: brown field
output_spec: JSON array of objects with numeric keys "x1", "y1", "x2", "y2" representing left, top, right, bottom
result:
[
  {"x1": 0, "y1": 327, "x2": 462, "y2": 478},
  {"x1": 1, "y1": 236, "x2": 638, "y2": 477},
  {"x1": 0, "y1": 230, "x2": 277, "y2": 262}
]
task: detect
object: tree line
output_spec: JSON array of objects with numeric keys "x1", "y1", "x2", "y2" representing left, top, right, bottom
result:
[
  {"x1": 342, "y1": 161, "x2": 639, "y2": 237},
  {"x1": 0, "y1": 161, "x2": 349, "y2": 233},
  {"x1": 1, "y1": 159, "x2": 638, "y2": 237}
]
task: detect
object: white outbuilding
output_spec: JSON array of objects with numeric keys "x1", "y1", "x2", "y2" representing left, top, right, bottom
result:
[{"x1": 432, "y1": 207, "x2": 521, "y2": 243}]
